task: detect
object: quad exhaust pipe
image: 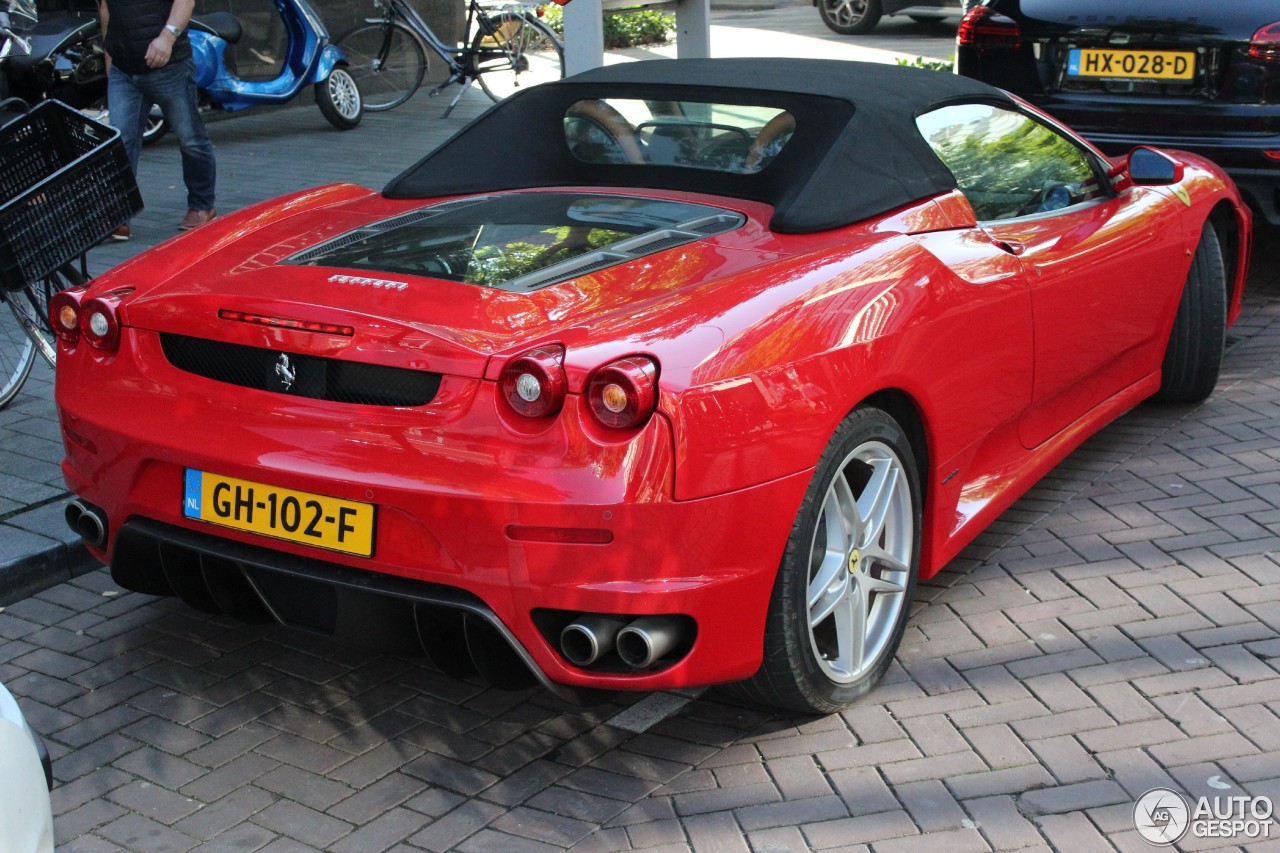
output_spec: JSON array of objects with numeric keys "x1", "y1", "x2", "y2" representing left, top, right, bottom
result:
[
  {"x1": 559, "y1": 613, "x2": 689, "y2": 670},
  {"x1": 65, "y1": 499, "x2": 108, "y2": 549}
]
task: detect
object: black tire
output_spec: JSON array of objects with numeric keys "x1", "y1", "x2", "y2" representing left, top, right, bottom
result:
[
  {"x1": 335, "y1": 22, "x2": 426, "y2": 112},
  {"x1": 473, "y1": 13, "x2": 564, "y2": 103},
  {"x1": 818, "y1": 0, "x2": 883, "y2": 35},
  {"x1": 734, "y1": 406, "x2": 921, "y2": 714},
  {"x1": 1152, "y1": 222, "x2": 1227, "y2": 403},
  {"x1": 316, "y1": 66, "x2": 363, "y2": 130}
]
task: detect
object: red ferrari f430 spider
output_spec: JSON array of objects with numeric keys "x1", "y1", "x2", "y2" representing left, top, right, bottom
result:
[{"x1": 53, "y1": 59, "x2": 1250, "y2": 713}]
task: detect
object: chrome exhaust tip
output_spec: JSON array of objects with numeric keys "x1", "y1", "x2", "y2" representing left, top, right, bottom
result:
[
  {"x1": 617, "y1": 615, "x2": 684, "y2": 669},
  {"x1": 65, "y1": 499, "x2": 107, "y2": 548},
  {"x1": 64, "y1": 500, "x2": 85, "y2": 532},
  {"x1": 560, "y1": 614, "x2": 628, "y2": 667}
]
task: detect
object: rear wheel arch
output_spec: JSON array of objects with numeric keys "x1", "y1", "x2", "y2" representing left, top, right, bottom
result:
[
  {"x1": 858, "y1": 389, "x2": 930, "y2": 507},
  {"x1": 1207, "y1": 201, "x2": 1243, "y2": 309}
]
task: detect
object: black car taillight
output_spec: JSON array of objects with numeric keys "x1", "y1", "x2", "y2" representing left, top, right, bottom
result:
[
  {"x1": 1250, "y1": 22, "x2": 1280, "y2": 61},
  {"x1": 957, "y1": 6, "x2": 1021, "y2": 49},
  {"x1": 501, "y1": 345, "x2": 566, "y2": 418},
  {"x1": 587, "y1": 356, "x2": 658, "y2": 430}
]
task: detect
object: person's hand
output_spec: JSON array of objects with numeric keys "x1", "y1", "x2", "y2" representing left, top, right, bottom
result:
[{"x1": 144, "y1": 31, "x2": 174, "y2": 68}]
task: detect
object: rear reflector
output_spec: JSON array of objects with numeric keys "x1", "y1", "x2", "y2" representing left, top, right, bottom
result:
[
  {"x1": 506, "y1": 525, "x2": 613, "y2": 544},
  {"x1": 219, "y1": 309, "x2": 355, "y2": 336}
]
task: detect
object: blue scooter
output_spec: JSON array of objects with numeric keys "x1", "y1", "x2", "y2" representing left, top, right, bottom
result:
[{"x1": 146, "y1": 0, "x2": 361, "y2": 141}]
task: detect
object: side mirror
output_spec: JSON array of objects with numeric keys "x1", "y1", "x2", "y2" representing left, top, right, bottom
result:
[{"x1": 1128, "y1": 147, "x2": 1184, "y2": 186}]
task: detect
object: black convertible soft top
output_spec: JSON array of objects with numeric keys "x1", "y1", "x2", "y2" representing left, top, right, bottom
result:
[{"x1": 383, "y1": 58, "x2": 1015, "y2": 233}]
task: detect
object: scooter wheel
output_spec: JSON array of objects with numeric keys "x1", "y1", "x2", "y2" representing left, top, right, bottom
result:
[
  {"x1": 317, "y1": 66, "x2": 362, "y2": 130},
  {"x1": 143, "y1": 114, "x2": 169, "y2": 145}
]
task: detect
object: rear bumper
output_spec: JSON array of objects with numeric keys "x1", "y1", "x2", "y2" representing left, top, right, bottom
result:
[{"x1": 57, "y1": 329, "x2": 810, "y2": 694}]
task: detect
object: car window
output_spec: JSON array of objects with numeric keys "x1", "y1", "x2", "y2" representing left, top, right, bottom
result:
[
  {"x1": 565, "y1": 99, "x2": 795, "y2": 175},
  {"x1": 916, "y1": 102, "x2": 1107, "y2": 222}
]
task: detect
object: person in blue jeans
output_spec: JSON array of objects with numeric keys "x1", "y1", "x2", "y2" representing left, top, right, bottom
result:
[{"x1": 100, "y1": 0, "x2": 215, "y2": 240}]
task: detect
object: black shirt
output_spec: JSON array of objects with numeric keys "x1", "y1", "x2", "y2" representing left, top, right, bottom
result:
[{"x1": 102, "y1": 0, "x2": 191, "y2": 76}]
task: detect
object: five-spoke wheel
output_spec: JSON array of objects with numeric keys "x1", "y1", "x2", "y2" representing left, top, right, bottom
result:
[
  {"x1": 739, "y1": 406, "x2": 921, "y2": 714},
  {"x1": 805, "y1": 439, "x2": 913, "y2": 685}
]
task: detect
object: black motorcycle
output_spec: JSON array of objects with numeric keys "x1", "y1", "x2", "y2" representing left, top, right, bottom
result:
[
  {"x1": 0, "y1": 0, "x2": 37, "y2": 104},
  {"x1": 2, "y1": 5, "x2": 104, "y2": 108}
]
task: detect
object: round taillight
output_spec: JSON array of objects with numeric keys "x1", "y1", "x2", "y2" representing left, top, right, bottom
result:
[
  {"x1": 49, "y1": 289, "x2": 86, "y2": 345},
  {"x1": 588, "y1": 356, "x2": 658, "y2": 429},
  {"x1": 80, "y1": 296, "x2": 121, "y2": 351},
  {"x1": 501, "y1": 346, "x2": 566, "y2": 418}
]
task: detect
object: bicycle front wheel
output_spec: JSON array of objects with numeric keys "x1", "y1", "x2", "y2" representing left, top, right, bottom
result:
[
  {"x1": 473, "y1": 14, "x2": 564, "y2": 102},
  {"x1": 0, "y1": 290, "x2": 37, "y2": 409},
  {"x1": 336, "y1": 21, "x2": 426, "y2": 112},
  {"x1": 0, "y1": 268, "x2": 70, "y2": 406}
]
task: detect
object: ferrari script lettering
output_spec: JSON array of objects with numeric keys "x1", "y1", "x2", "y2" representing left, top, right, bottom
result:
[{"x1": 327, "y1": 274, "x2": 408, "y2": 291}]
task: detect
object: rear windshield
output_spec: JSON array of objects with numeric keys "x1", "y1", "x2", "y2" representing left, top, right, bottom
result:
[
  {"x1": 287, "y1": 193, "x2": 744, "y2": 291},
  {"x1": 566, "y1": 99, "x2": 795, "y2": 174}
]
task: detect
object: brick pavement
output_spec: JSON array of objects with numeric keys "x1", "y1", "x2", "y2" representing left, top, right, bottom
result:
[{"x1": 3, "y1": 28, "x2": 1280, "y2": 853}]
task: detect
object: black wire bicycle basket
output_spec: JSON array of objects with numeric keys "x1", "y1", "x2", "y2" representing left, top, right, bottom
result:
[{"x1": 0, "y1": 98, "x2": 143, "y2": 292}]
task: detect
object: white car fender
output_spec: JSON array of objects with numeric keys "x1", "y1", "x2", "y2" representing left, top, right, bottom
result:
[{"x1": 0, "y1": 685, "x2": 54, "y2": 853}]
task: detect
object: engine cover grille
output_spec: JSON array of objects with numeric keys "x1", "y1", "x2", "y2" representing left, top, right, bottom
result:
[{"x1": 160, "y1": 333, "x2": 441, "y2": 407}]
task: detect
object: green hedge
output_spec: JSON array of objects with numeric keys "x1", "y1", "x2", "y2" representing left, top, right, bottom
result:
[{"x1": 542, "y1": 7, "x2": 675, "y2": 49}]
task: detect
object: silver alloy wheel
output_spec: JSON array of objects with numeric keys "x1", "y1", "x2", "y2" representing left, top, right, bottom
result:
[
  {"x1": 805, "y1": 439, "x2": 912, "y2": 684},
  {"x1": 824, "y1": 0, "x2": 870, "y2": 27},
  {"x1": 328, "y1": 68, "x2": 362, "y2": 120}
]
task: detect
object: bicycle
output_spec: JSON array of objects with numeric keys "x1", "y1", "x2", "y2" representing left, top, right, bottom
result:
[
  {"x1": 0, "y1": 97, "x2": 141, "y2": 408},
  {"x1": 336, "y1": 0, "x2": 568, "y2": 115}
]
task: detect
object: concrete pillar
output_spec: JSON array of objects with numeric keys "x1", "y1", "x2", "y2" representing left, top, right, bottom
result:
[
  {"x1": 563, "y1": 0, "x2": 606, "y2": 77},
  {"x1": 674, "y1": 0, "x2": 710, "y2": 59},
  {"x1": 563, "y1": 0, "x2": 711, "y2": 76}
]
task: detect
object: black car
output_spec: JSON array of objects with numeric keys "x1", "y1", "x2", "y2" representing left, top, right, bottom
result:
[{"x1": 957, "y1": 0, "x2": 1280, "y2": 225}]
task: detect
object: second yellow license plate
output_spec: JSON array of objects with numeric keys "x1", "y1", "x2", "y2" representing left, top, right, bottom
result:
[
  {"x1": 1068, "y1": 49, "x2": 1195, "y2": 81},
  {"x1": 183, "y1": 469, "x2": 376, "y2": 557}
]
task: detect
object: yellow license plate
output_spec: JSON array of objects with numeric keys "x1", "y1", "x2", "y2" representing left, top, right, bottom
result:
[
  {"x1": 1068, "y1": 49, "x2": 1195, "y2": 81},
  {"x1": 183, "y1": 469, "x2": 376, "y2": 557}
]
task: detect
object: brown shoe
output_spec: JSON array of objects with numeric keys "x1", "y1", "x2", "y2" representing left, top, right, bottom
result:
[
  {"x1": 178, "y1": 209, "x2": 216, "y2": 230},
  {"x1": 108, "y1": 223, "x2": 131, "y2": 242}
]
